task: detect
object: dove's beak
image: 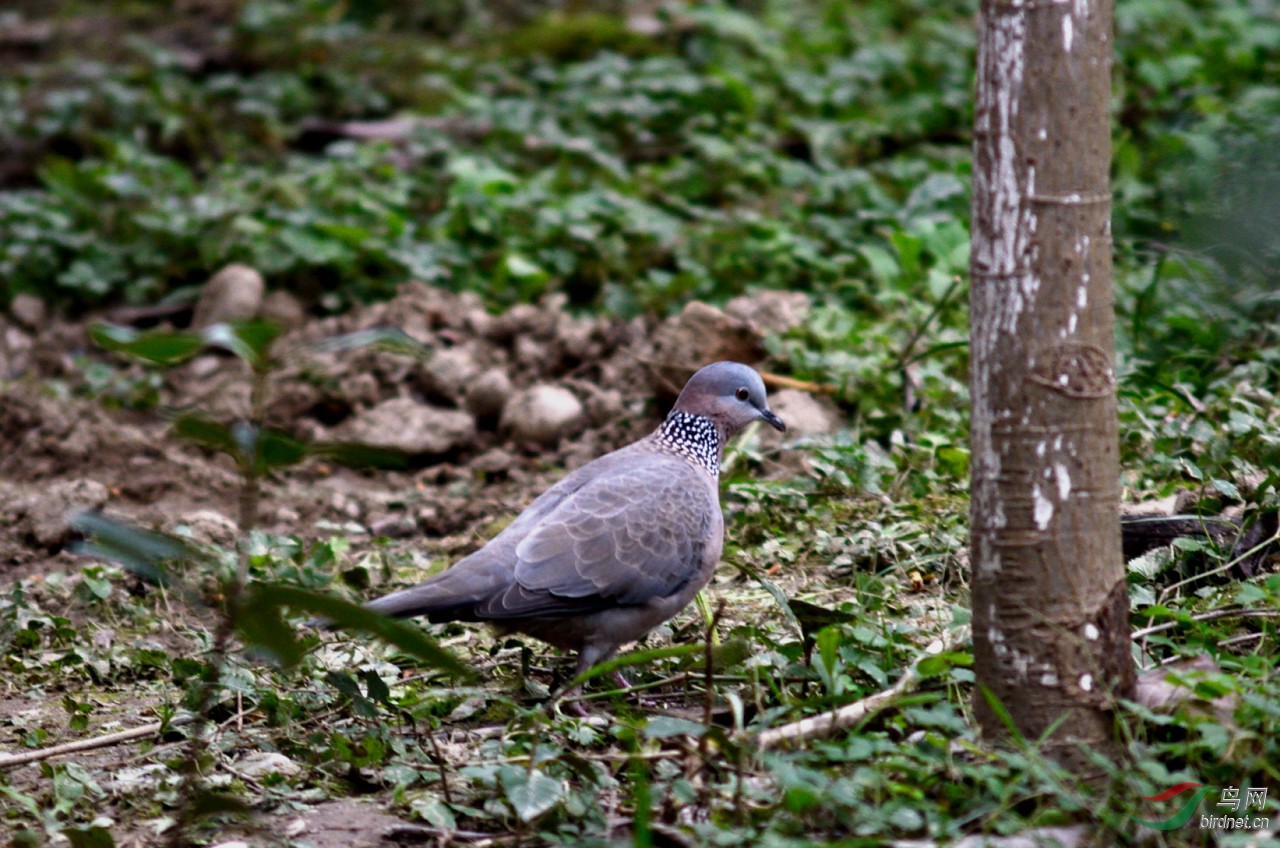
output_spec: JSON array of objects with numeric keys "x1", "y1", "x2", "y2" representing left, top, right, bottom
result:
[{"x1": 760, "y1": 408, "x2": 786, "y2": 432}]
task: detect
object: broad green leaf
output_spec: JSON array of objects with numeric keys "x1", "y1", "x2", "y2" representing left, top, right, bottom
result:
[
  {"x1": 501, "y1": 768, "x2": 564, "y2": 822},
  {"x1": 238, "y1": 586, "x2": 306, "y2": 668},
  {"x1": 936, "y1": 446, "x2": 970, "y2": 476},
  {"x1": 1210, "y1": 478, "x2": 1241, "y2": 501},
  {"x1": 90, "y1": 323, "x2": 203, "y2": 366},
  {"x1": 69, "y1": 511, "x2": 191, "y2": 584},
  {"x1": 257, "y1": 428, "x2": 308, "y2": 471},
  {"x1": 312, "y1": 441, "x2": 415, "y2": 469},
  {"x1": 915, "y1": 651, "x2": 973, "y2": 678},
  {"x1": 680, "y1": 637, "x2": 752, "y2": 673},
  {"x1": 199, "y1": 323, "x2": 258, "y2": 364},
  {"x1": 791, "y1": 599, "x2": 860, "y2": 637},
  {"x1": 410, "y1": 796, "x2": 457, "y2": 830},
  {"x1": 174, "y1": 417, "x2": 308, "y2": 472},
  {"x1": 63, "y1": 827, "x2": 115, "y2": 848},
  {"x1": 173, "y1": 415, "x2": 239, "y2": 456},
  {"x1": 816, "y1": 626, "x2": 841, "y2": 682}
]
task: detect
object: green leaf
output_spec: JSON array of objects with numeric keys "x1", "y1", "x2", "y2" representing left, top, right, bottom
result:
[
  {"x1": 237, "y1": 586, "x2": 306, "y2": 668},
  {"x1": 359, "y1": 669, "x2": 391, "y2": 703},
  {"x1": 915, "y1": 651, "x2": 973, "y2": 678},
  {"x1": 325, "y1": 671, "x2": 362, "y2": 698},
  {"x1": 68, "y1": 511, "x2": 191, "y2": 584},
  {"x1": 936, "y1": 446, "x2": 970, "y2": 476},
  {"x1": 63, "y1": 827, "x2": 115, "y2": 848},
  {"x1": 174, "y1": 416, "x2": 309, "y2": 472},
  {"x1": 410, "y1": 796, "x2": 457, "y2": 830},
  {"x1": 501, "y1": 768, "x2": 565, "y2": 822},
  {"x1": 257, "y1": 428, "x2": 309, "y2": 471},
  {"x1": 1210, "y1": 478, "x2": 1241, "y2": 501},
  {"x1": 790, "y1": 598, "x2": 860, "y2": 639},
  {"x1": 815, "y1": 626, "x2": 842, "y2": 685},
  {"x1": 90, "y1": 323, "x2": 203, "y2": 366},
  {"x1": 198, "y1": 323, "x2": 257, "y2": 364},
  {"x1": 312, "y1": 441, "x2": 415, "y2": 470},
  {"x1": 173, "y1": 415, "x2": 239, "y2": 456},
  {"x1": 680, "y1": 637, "x2": 752, "y2": 673},
  {"x1": 264, "y1": 584, "x2": 470, "y2": 679}
]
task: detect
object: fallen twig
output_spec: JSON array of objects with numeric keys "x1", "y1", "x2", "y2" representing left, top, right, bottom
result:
[
  {"x1": 758, "y1": 371, "x2": 839, "y2": 395},
  {"x1": 0, "y1": 714, "x2": 194, "y2": 770},
  {"x1": 1129, "y1": 607, "x2": 1280, "y2": 639},
  {"x1": 751, "y1": 629, "x2": 966, "y2": 749}
]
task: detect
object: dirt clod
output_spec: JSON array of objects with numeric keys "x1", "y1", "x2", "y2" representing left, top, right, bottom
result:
[
  {"x1": 2, "y1": 284, "x2": 793, "y2": 578},
  {"x1": 337, "y1": 397, "x2": 476, "y2": 457},
  {"x1": 9, "y1": 293, "x2": 47, "y2": 330},
  {"x1": 12, "y1": 478, "x2": 109, "y2": 548},
  {"x1": 501, "y1": 383, "x2": 585, "y2": 447},
  {"x1": 260, "y1": 289, "x2": 307, "y2": 331},
  {"x1": 649, "y1": 301, "x2": 766, "y2": 396},
  {"x1": 765, "y1": 390, "x2": 843, "y2": 439},
  {"x1": 465, "y1": 367, "x2": 514, "y2": 420},
  {"x1": 191, "y1": 263, "x2": 266, "y2": 329},
  {"x1": 422, "y1": 345, "x2": 484, "y2": 405},
  {"x1": 175, "y1": 509, "x2": 239, "y2": 546},
  {"x1": 725, "y1": 290, "x2": 811, "y2": 336}
]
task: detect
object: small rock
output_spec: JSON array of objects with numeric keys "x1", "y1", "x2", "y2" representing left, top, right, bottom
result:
[
  {"x1": 343, "y1": 372, "x2": 381, "y2": 409},
  {"x1": 192, "y1": 264, "x2": 265, "y2": 329},
  {"x1": 501, "y1": 384, "x2": 585, "y2": 447},
  {"x1": 765, "y1": 390, "x2": 842, "y2": 438},
  {"x1": 329, "y1": 492, "x2": 364, "y2": 520},
  {"x1": 237, "y1": 752, "x2": 301, "y2": 779},
  {"x1": 9, "y1": 293, "x2": 47, "y2": 330},
  {"x1": 187, "y1": 354, "x2": 222, "y2": 378},
  {"x1": 583, "y1": 387, "x2": 625, "y2": 426},
  {"x1": 513, "y1": 334, "x2": 551, "y2": 371},
  {"x1": 423, "y1": 346, "x2": 482, "y2": 405},
  {"x1": 369, "y1": 515, "x2": 417, "y2": 538},
  {"x1": 556, "y1": 314, "x2": 599, "y2": 360},
  {"x1": 23, "y1": 478, "x2": 109, "y2": 548},
  {"x1": 464, "y1": 306, "x2": 495, "y2": 338},
  {"x1": 648, "y1": 302, "x2": 766, "y2": 396},
  {"x1": 465, "y1": 368, "x2": 513, "y2": 420},
  {"x1": 175, "y1": 509, "x2": 239, "y2": 546},
  {"x1": 725, "y1": 291, "x2": 811, "y2": 336},
  {"x1": 490, "y1": 303, "x2": 556, "y2": 342},
  {"x1": 341, "y1": 397, "x2": 476, "y2": 456},
  {"x1": 471, "y1": 447, "x2": 515, "y2": 477},
  {"x1": 275, "y1": 506, "x2": 301, "y2": 525},
  {"x1": 259, "y1": 289, "x2": 307, "y2": 332},
  {"x1": 2, "y1": 325, "x2": 34, "y2": 377}
]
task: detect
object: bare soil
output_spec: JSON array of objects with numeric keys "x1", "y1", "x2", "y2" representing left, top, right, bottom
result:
[{"x1": 1, "y1": 281, "x2": 800, "y2": 583}]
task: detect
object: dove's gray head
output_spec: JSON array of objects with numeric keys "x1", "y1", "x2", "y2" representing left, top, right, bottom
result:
[{"x1": 671, "y1": 361, "x2": 785, "y2": 438}]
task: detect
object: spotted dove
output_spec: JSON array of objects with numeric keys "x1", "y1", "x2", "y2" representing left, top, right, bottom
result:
[{"x1": 363, "y1": 361, "x2": 785, "y2": 687}]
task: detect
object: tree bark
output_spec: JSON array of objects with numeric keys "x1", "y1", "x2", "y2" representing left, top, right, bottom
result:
[{"x1": 969, "y1": 0, "x2": 1134, "y2": 773}]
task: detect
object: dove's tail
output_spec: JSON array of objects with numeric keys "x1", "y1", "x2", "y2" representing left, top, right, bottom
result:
[{"x1": 363, "y1": 564, "x2": 498, "y2": 623}]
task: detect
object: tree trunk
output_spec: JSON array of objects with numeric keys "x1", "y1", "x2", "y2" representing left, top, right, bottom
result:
[{"x1": 969, "y1": 0, "x2": 1134, "y2": 773}]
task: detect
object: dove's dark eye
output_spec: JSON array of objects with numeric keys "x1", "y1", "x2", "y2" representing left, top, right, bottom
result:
[{"x1": 735, "y1": 387, "x2": 750, "y2": 402}]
